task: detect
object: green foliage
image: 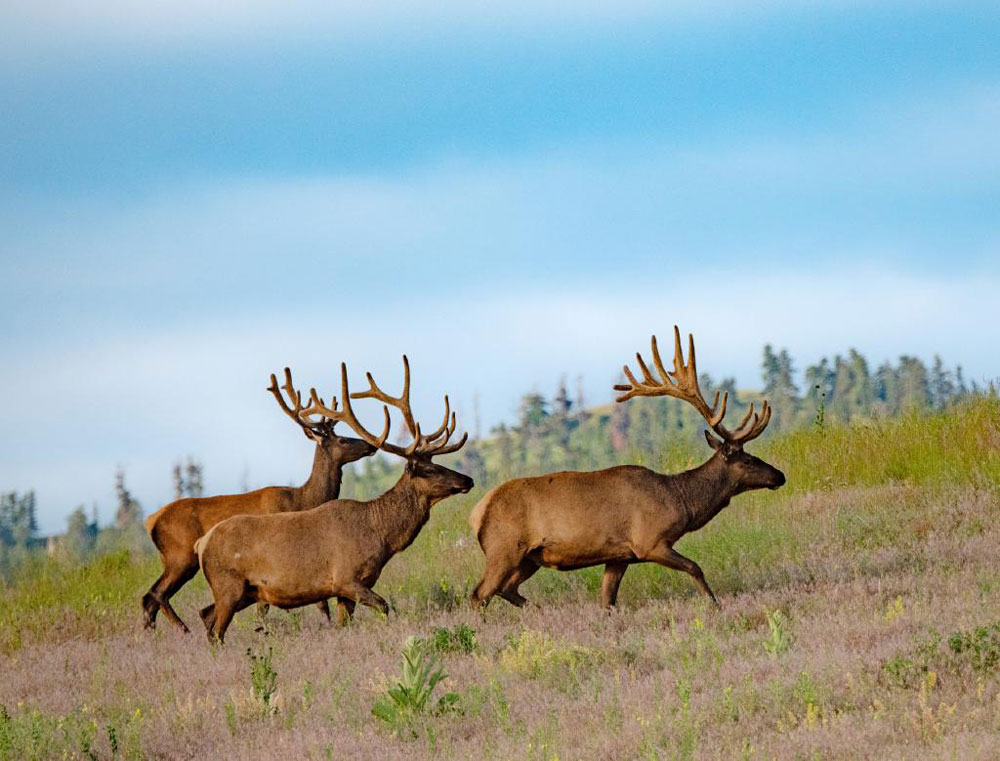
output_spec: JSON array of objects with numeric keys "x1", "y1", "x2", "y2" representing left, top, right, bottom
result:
[
  {"x1": 428, "y1": 624, "x2": 478, "y2": 654},
  {"x1": 247, "y1": 645, "x2": 278, "y2": 712},
  {"x1": 946, "y1": 622, "x2": 1000, "y2": 674},
  {"x1": 0, "y1": 705, "x2": 98, "y2": 761},
  {"x1": 763, "y1": 610, "x2": 791, "y2": 657},
  {"x1": 371, "y1": 636, "x2": 460, "y2": 732}
]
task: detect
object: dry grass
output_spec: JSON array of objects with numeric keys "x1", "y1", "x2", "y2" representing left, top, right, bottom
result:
[{"x1": 1, "y1": 399, "x2": 999, "y2": 760}]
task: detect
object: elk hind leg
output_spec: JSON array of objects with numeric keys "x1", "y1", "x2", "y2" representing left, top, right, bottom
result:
[
  {"x1": 499, "y1": 559, "x2": 539, "y2": 608},
  {"x1": 644, "y1": 543, "x2": 719, "y2": 607},
  {"x1": 471, "y1": 553, "x2": 522, "y2": 610},
  {"x1": 209, "y1": 583, "x2": 255, "y2": 644},
  {"x1": 146, "y1": 557, "x2": 199, "y2": 633}
]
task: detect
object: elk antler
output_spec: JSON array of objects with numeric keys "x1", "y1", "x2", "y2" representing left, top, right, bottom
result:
[
  {"x1": 302, "y1": 357, "x2": 467, "y2": 458},
  {"x1": 268, "y1": 367, "x2": 333, "y2": 439},
  {"x1": 614, "y1": 326, "x2": 771, "y2": 445}
]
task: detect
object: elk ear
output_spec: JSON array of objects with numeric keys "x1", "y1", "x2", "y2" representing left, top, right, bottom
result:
[{"x1": 704, "y1": 430, "x2": 724, "y2": 451}]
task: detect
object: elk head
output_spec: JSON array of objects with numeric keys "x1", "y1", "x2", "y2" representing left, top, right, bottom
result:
[
  {"x1": 302, "y1": 357, "x2": 474, "y2": 502},
  {"x1": 615, "y1": 326, "x2": 786, "y2": 493},
  {"x1": 267, "y1": 367, "x2": 377, "y2": 465}
]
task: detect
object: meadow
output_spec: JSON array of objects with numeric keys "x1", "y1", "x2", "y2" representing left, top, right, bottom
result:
[{"x1": 1, "y1": 396, "x2": 998, "y2": 760}]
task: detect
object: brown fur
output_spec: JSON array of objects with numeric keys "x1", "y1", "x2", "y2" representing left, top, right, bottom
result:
[
  {"x1": 142, "y1": 435, "x2": 375, "y2": 632},
  {"x1": 196, "y1": 458, "x2": 473, "y2": 642},
  {"x1": 470, "y1": 442, "x2": 785, "y2": 610},
  {"x1": 471, "y1": 327, "x2": 786, "y2": 611}
]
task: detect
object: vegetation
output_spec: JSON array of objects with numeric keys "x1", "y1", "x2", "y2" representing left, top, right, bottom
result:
[
  {"x1": 0, "y1": 395, "x2": 996, "y2": 758},
  {"x1": 341, "y1": 344, "x2": 976, "y2": 499}
]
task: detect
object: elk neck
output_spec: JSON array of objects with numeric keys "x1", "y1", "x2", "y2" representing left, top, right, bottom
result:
[
  {"x1": 296, "y1": 444, "x2": 344, "y2": 510},
  {"x1": 363, "y1": 471, "x2": 433, "y2": 555},
  {"x1": 666, "y1": 453, "x2": 741, "y2": 531}
]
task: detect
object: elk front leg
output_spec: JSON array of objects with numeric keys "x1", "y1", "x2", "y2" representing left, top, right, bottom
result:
[
  {"x1": 600, "y1": 562, "x2": 629, "y2": 608},
  {"x1": 644, "y1": 544, "x2": 719, "y2": 607}
]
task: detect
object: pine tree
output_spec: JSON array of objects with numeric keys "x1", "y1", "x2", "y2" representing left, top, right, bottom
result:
[
  {"x1": 930, "y1": 355, "x2": 956, "y2": 409},
  {"x1": 184, "y1": 459, "x2": 204, "y2": 497},
  {"x1": 873, "y1": 361, "x2": 899, "y2": 415},
  {"x1": 63, "y1": 506, "x2": 97, "y2": 560},
  {"x1": 114, "y1": 468, "x2": 143, "y2": 528},
  {"x1": 897, "y1": 356, "x2": 930, "y2": 410}
]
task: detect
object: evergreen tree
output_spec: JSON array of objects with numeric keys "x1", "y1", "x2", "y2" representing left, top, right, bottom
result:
[
  {"x1": 63, "y1": 506, "x2": 97, "y2": 560},
  {"x1": 930, "y1": 355, "x2": 956, "y2": 409},
  {"x1": 114, "y1": 468, "x2": 143, "y2": 528},
  {"x1": 185, "y1": 459, "x2": 204, "y2": 497},
  {"x1": 873, "y1": 361, "x2": 899, "y2": 415},
  {"x1": 0, "y1": 491, "x2": 37, "y2": 547},
  {"x1": 897, "y1": 356, "x2": 930, "y2": 410}
]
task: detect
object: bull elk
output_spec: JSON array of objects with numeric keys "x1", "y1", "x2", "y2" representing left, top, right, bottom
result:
[
  {"x1": 195, "y1": 357, "x2": 473, "y2": 643},
  {"x1": 141, "y1": 368, "x2": 376, "y2": 632},
  {"x1": 469, "y1": 327, "x2": 786, "y2": 610}
]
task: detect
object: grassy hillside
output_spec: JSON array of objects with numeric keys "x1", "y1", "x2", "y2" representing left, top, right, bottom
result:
[{"x1": 1, "y1": 395, "x2": 998, "y2": 759}]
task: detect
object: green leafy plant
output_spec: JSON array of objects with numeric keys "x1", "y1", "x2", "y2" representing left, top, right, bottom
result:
[
  {"x1": 372, "y1": 636, "x2": 460, "y2": 731},
  {"x1": 763, "y1": 610, "x2": 791, "y2": 657},
  {"x1": 430, "y1": 624, "x2": 478, "y2": 654},
  {"x1": 247, "y1": 645, "x2": 278, "y2": 712},
  {"x1": 946, "y1": 622, "x2": 1000, "y2": 674}
]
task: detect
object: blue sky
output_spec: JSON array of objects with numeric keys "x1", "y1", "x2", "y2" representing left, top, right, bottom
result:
[{"x1": 1, "y1": 1, "x2": 998, "y2": 532}]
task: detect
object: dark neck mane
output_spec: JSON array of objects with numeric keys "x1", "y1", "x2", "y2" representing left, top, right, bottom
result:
[{"x1": 298, "y1": 445, "x2": 343, "y2": 509}]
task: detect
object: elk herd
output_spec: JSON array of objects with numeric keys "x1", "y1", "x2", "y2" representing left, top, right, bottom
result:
[{"x1": 142, "y1": 328, "x2": 786, "y2": 643}]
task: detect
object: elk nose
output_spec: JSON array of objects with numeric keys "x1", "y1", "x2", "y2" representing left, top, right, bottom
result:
[{"x1": 771, "y1": 470, "x2": 786, "y2": 489}]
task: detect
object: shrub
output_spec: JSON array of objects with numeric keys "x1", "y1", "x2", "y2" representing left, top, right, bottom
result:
[{"x1": 372, "y1": 637, "x2": 460, "y2": 733}]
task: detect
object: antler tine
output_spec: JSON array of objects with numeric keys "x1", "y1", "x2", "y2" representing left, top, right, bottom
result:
[
  {"x1": 350, "y1": 356, "x2": 418, "y2": 439},
  {"x1": 301, "y1": 363, "x2": 405, "y2": 454},
  {"x1": 429, "y1": 430, "x2": 469, "y2": 456},
  {"x1": 268, "y1": 367, "x2": 326, "y2": 434},
  {"x1": 650, "y1": 334, "x2": 671, "y2": 385},
  {"x1": 421, "y1": 395, "x2": 453, "y2": 443},
  {"x1": 725, "y1": 400, "x2": 771, "y2": 444},
  {"x1": 616, "y1": 326, "x2": 773, "y2": 445}
]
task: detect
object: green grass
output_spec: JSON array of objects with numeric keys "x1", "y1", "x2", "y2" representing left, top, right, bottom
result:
[{"x1": 2, "y1": 395, "x2": 996, "y2": 654}]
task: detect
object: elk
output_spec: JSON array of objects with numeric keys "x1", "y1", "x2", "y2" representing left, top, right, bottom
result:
[
  {"x1": 469, "y1": 327, "x2": 786, "y2": 611},
  {"x1": 141, "y1": 368, "x2": 376, "y2": 632},
  {"x1": 195, "y1": 357, "x2": 473, "y2": 643}
]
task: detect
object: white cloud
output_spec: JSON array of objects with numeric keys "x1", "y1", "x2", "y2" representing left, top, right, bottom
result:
[
  {"x1": 2, "y1": 83, "x2": 999, "y2": 532},
  {"x1": 3, "y1": 267, "x2": 998, "y2": 534}
]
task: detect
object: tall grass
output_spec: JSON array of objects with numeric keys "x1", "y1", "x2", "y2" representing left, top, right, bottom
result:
[
  {"x1": 1, "y1": 396, "x2": 996, "y2": 652},
  {"x1": 0, "y1": 397, "x2": 998, "y2": 759}
]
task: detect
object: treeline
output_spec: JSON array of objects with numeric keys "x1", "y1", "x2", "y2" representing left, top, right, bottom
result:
[
  {"x1": 341, "y1": 346, "x2": 980, "y2": 499},
  {"x1": 0, "y1": 459, "x2": 205, "y2": 575},
  {"x1": 3, "y1": 345, "x2": 983, "y2": 568}
]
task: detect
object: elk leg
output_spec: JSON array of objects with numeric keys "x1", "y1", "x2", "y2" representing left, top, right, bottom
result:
[
  {"x1": 645, "y1": 544, "x2": 719, "y2": 607},
  {"x1": 210, "y1": 591, "x2": 256, "y2": 644},
  {"x1": 316, "y1": 599, "x2": 332, "y2": 623},
  {"x1": 146, "y1": 559, "x2": 199, "y2": 633},
  {"x1": 344, "y1": 585, "x2": 389, "y2": 617},
  {"x1": 600, "y1": 562, "x2": 629, "y2": 608},
  {"x1": 471, "y1": 566, "x2": 511, "y2": 610},
  {"x1": 141, "y1": 571, "x2": 168, "y2": 628},
  {"x1": 335, "y1": 598, "x2": 356, "y2": 628},
  {"x1": 199, "y1": 603, "x2": 216, "y2": 633},
  {"x1": 499, "y1": 560, "x2": 539, "y2": 608}
]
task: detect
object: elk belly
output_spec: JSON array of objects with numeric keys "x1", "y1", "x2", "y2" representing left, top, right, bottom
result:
[{"x1": 532, "y1": 538, "x2": 636, "y2": 570}]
